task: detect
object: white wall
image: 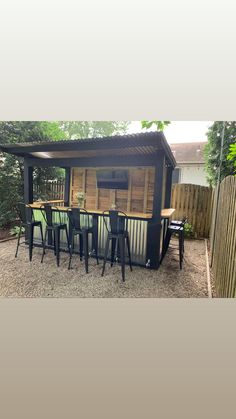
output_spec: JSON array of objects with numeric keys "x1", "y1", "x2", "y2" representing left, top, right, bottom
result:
[{"x1": 178, "y1": 164, "x2": 208, "y2": 186}]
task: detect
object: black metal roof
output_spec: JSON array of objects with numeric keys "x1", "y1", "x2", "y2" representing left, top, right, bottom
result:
[{"x1": 0, "y1": 131, "x2": 176, "y2": 168}]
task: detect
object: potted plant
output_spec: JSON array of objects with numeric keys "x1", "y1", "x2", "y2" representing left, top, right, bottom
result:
[{"x1": 77, "y1": 191, "x2": 86, "y2": 208}]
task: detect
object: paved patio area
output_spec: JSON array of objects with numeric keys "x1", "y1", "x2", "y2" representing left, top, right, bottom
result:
[{"x1": 0, "y1": 239, "x2": 208, "y2": 298}]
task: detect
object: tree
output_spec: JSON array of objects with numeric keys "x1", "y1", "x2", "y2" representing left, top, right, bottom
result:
[
  {"x1": 141, "y1": 121, "x2": 170, "y2": 131},
  {"x1": 0, "y1": 121, "x2": 65, "y2": 227},
  {"x1": 204, "y1": 121, "x2": 236, "y2": 185},
  {"x1": 59, "y1": 121, "x2": 130, "y2": 139},
  {"x1": 227, "y1": 143, "x2": 236, "y2": 170}
]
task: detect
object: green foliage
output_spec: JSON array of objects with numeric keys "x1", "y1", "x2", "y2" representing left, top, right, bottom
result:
[
  {"x1": 0, "y1": 121, "x2": 65, "y2": 228},
  {"x1": 0, "y1": 121, "x2": 64, "y2": 146},
  {"x1": 184, "y1": 223, "x2": 194, "y2": 238},
  {"x1": 59, "y1": 121, "x2": 130, "y2": 139},
  {"x1": 227, "y1": 143, "x2": 236, "y2": 169},
  {"x1": 204, "y1": 122, "x2": 236, "y2": 185},
  {"x1": 10, "y1": 225, "x2": 25, "y2": 236},
  {"x1": 141, "y1": 121, "x2": 170, "y2": 131}
]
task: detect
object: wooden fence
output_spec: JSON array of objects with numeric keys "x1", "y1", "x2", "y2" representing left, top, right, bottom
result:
[
  {"x1": 34, "y1": 179, "x2": 64, "y2": 201},
  {"x1": 210, "y1": 176, "x2": 236, "y2": 297},
  {"x1": 171, "y1": 183, "x2": 213, "y2": 238}
]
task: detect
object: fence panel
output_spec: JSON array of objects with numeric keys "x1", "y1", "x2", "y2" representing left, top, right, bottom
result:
[
  {"x1": 210, "y1": 176, "x2": 236, "y2": 297},
  {"x1": 171, "y1": 183, "x2": 213, "y2": 238},
  {"x1": 34, "y1": 179, "x2": 64, "y2": 201}
]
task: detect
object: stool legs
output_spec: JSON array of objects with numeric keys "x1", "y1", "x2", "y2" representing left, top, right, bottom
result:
[
  {"x1": 101, "y1": 237, "x2": 110, "y2": 277},
  {"x1": 160, "y1": 228, "x2": 184, "y2": 269},
  {"x1": 102, "y1": 234, "x2": 132, "y2": 282},
  {"x1": 65, "y1": 226, "x2": 70, "y2": 251},
  {"x1": 68, "y1": 231, "x2": 89, "y2": 273},
  {"x1": 110, "y1": 238, "x2": 116, "y2": 267},
  {"x1": 94, "y1": 233, "x2": 99, "y2": 265},
  {"x1": 28, "y1": 224, "x2": 34, "y2": 262},
  {"x1": 126, "y1": 235, "x2": 132, "y2": 272},
  {"x1": 68, "y1": 231, "x2": 74, "y2": 270},
  {"x1": 102, "y1": 235, "x2": 132, "y2": 282},
  {"x1": 15, "y1": 222, "x2": 44, "y2": 262},
  {"x1": 41, "y1": 229, "x2": 47, "y2": 263},
  {"x1": 15, "y1": 225, "x2": 22, "y2": 258},
  {"x1": 179, "y1": 230, "x2": 184, "y2": 270},
  {"x1": 83, "y1": 231, "x2": 89, "y2": 274},
  {"x1": 92, "y1": 228, "x2": 99, "y2": 265},
  {"x1": 54, "y1": 228, "x2": 60, "y2": 267},
  {"x1": 119, "y1": 236, "x2": 125, "y2": 282},
  {"x1": 41, "y1": 227, "x2": 61, "y2": 266},
  {"x1": 79, "y1": 235, "x2": 83, "y2": 261},
  {"x1": 39, "y1": 223, "x2": 45, "y2": 255},
  {"x1": 160, "y1": 229, "x2": 172, "y2": 264}
]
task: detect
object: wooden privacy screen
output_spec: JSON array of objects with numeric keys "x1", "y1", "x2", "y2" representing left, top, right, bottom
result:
[
  {"x1": 171, "y1": 183, "x2": 213, "y2": 238},
  {"x1": 70, "y1": 167, "x2": 155, "y2": 213},
  {"x1": 210, "y1": 176, "x2": 236, "y2": 297}
]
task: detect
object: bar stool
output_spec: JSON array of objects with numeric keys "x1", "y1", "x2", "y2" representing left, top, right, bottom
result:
[
  {"x1": 101, "y1": 210, "x2": 132, "y2": 282},
  {"x1": 15, "y1": 202, "x2": 44, "y2": 261},
  {"x1": 170, "y1": 217, "x2": 187, "y2": 253},
  {"x1": 160, "y1": 224, "x2": 184, "y2": 269},
  {"x1": 170, "y1": 217, "x2": 187, "y2": 228},
  {"x1": 67, "y1": 208, "x2": 99, "y2": 273},
  {"x1": 41, "y1": 204, "x2": 70, "y2": 267}
]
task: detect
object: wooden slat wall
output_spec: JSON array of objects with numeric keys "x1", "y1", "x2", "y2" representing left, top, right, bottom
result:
[
  {"x1": 210, "y1": 176, "x2": 236, "y2": 298},
  {"x1": 70, "y1": 167, "x2": 156, "y2": 213},
  {"x1": 171, "y1": 183, "x2": 213, "y2": 238}
]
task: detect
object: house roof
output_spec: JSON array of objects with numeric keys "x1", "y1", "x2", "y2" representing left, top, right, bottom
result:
[
  {"x1": 0, "y1": 131, "x2": 176, "y2": 168},
  {"x1": 169, "y1": 142, "x2": 206, "y2": 164}
]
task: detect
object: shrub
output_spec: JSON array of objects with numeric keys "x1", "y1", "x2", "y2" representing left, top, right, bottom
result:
[
  {"x1": 184, "y1": 223, "x2": 194, "y2": 238},
  {"x1": 10, "y1": 226, "x2": 25, "y2": 236}
]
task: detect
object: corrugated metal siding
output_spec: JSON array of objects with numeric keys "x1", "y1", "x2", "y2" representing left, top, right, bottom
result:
[{"x1": 33, "y1": 209, "x2": 148, "y2": 266}]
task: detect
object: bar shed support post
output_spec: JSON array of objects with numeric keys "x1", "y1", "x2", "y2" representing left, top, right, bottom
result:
[
  {"x1": 24, "y1": 160, "x2": 33, "y2": 204},
  {"x1": 64, "y1": 167, "x2": 71, "y2": 206},
  {"x1": 24, "y1": 160, "x2": 33, "y2": 244},
  {"x1": 164, "y1": 167, "x2": 173, "y2": 208},
  {"x1": 146, "y1": 152, "x2": 164, "y2": 269}
]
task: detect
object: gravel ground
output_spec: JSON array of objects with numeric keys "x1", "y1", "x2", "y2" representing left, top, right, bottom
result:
[{"x1": 0, "y1": 239, "x2": 208, "y2": 298}]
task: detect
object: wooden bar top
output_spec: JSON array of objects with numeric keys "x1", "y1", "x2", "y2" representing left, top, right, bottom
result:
[
  {"x1": 29, "y1": 202, "x2": 175, "y2": 220},
  {"x1": 161, "y1": 208, "x2": 176, "y2": 218}
]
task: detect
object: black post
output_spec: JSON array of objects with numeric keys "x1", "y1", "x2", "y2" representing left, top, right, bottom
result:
[
  {"x1": 24, "y1": 160, "x2": 33, "y2": 244},
  {"x1": 64, "y1": 167, "x2": 71, "y2": 206},
  {"x1": 24, "y1": 160, "x2": 33, "y2": 204},
  {"x1": 164, "y1": 167, "x2": 173, "y2": 208},
  {"x1": 92, "y1": 214, "x2": 99, "y2": 257},
  {"x1": 146, "y1": 152, "x2": 164, "y2": 269}
]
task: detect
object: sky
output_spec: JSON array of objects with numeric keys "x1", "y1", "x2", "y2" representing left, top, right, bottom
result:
[{"x1": 128, "y1": 121, "x2": 213, "y2": 144}]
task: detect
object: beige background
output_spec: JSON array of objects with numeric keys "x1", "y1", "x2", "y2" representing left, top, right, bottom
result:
[{"x1": 0, "y1": 299, "x2": 235, "y2": 418}]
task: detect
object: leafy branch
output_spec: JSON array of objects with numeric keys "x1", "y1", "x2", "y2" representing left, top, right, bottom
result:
[{"x1": 141, "y1": 121, "x2": 170, "y2": 131}]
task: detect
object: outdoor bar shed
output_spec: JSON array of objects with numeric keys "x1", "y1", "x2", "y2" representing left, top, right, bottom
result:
[{"x1": 0, "y1": 132, "x2": 176, "y2": 269}]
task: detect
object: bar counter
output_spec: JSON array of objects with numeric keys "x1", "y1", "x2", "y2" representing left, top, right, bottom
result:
[
  {"x1": 29, "y1": 202, "x2": 175, "y2": 220},
  {"x1": 29, "y1": 202, "x2": 175, "y2": 267}
]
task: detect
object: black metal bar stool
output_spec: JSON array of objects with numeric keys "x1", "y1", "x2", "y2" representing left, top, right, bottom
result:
[
  {"x1": 170, "y1": 217, "x2": 187, "y2": 228},
  {"x1": 160, "y1": 224, "x2": 184, "y2": 269},
  {"x1": 15, "y1": 202, "x2": 44, "y2": 261},
  {"x1": 67, "y1": 207, "x2": 99, "y2": 273},
  {"x1": 101, "y1": 210, "x2": 132, "y2": 282},
  {"x1": 41, "y1": 204, "x2": 70, "y2": 267},
  {"x1": 170, "y1": 217, "x2": 187, "y2": 254}
]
